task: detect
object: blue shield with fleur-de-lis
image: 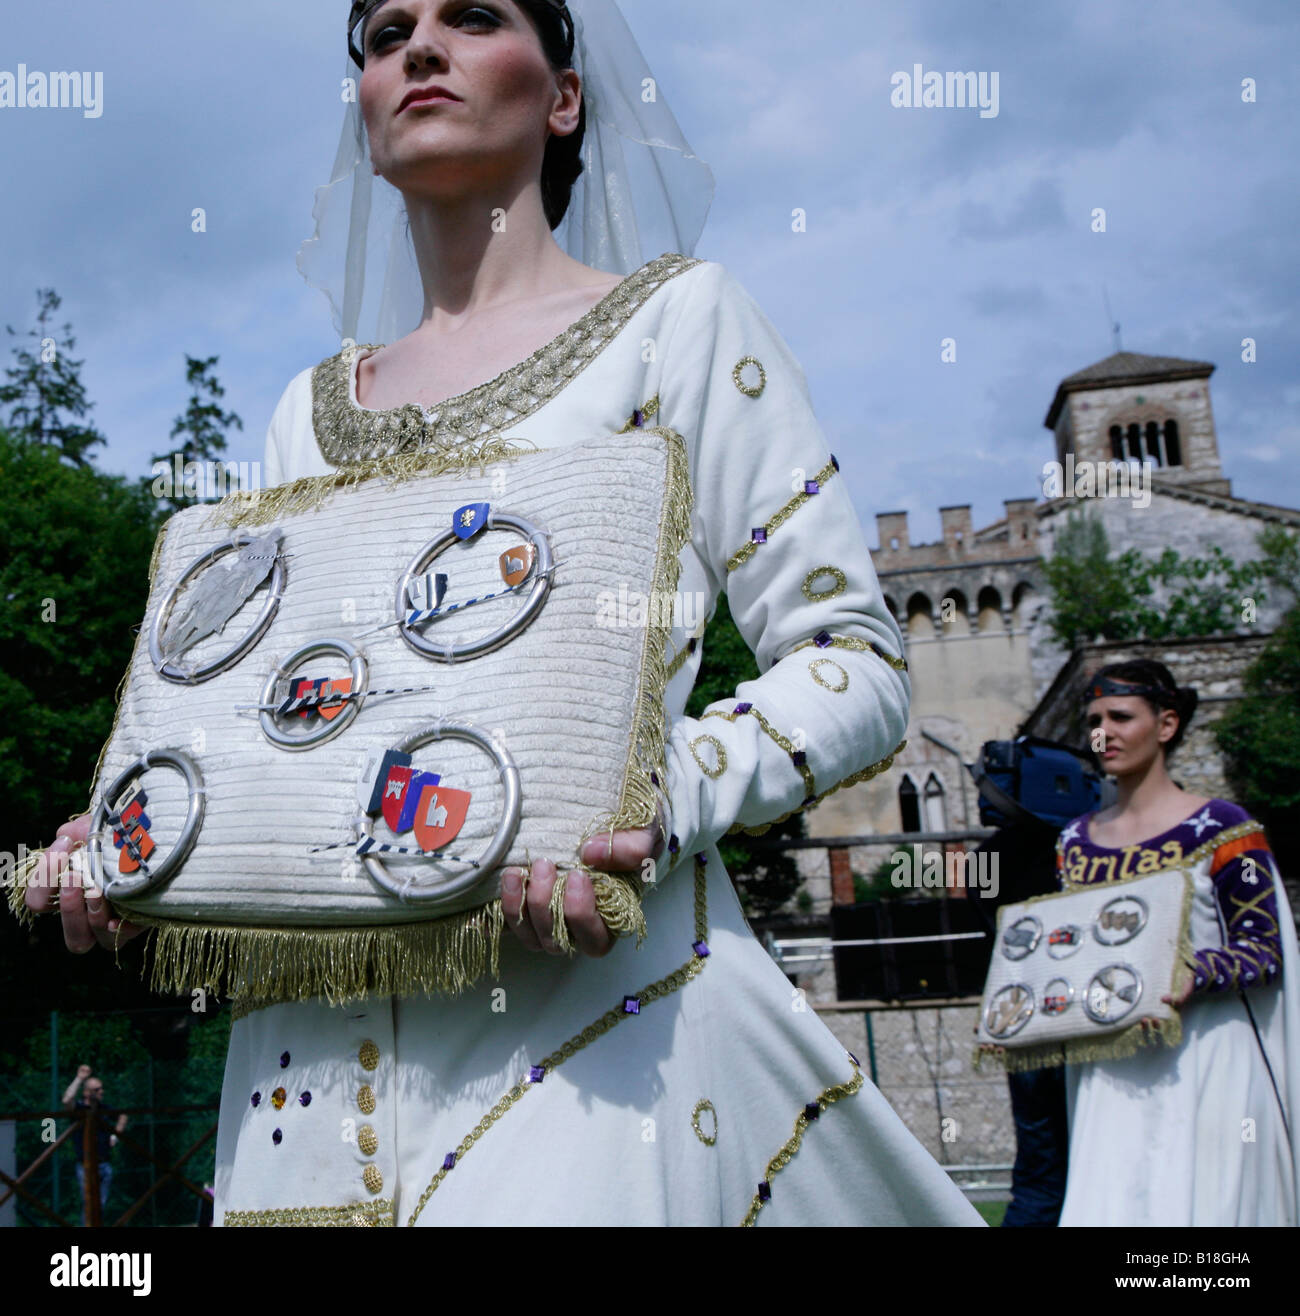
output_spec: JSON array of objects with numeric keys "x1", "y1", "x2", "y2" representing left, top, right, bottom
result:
[{"x1": 452, "y1": 503, "x2": 491, "y2": 540}]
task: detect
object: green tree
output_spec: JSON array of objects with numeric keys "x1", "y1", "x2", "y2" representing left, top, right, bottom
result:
[
  {"x1": 1214, "y1": 605, "x2": 1300, "y2": 819},
  {"x1": 0, "y1": 288, "x2": 106, "y2": 469},
  {"x1": 1043, "y1": 512, "x2": 1285, "y2": 650},
  {"x1": 686, "y1": 593, "x2": 806, "y2": 918},
  {"x1": 148, "y1": 355, "x2": 244, "y2": 513}
]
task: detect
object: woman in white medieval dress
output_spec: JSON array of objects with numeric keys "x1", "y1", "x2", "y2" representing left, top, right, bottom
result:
[
  {"x1": 1055, "y1": 660, "x2": 1300, "y2": 1226},
  {"x1": 23, "y1": 0, "x2": 983, "y2": 1227}
]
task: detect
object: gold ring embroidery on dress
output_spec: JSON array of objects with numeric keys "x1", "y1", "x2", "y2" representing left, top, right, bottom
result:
[
  {"x1": 689, "y1": 734, "x2": 728, "y2": 779},
  {"x1": 732, "y1": 356, "x2": 767, "y2": 398},
  {"x1": 808, "y1": 659, "x2": 849, "y2": 693},
  {"x1": 691, "y1": 1098, "x2": 719, "y2": 1146},
  {"x1": 802, "y1": 566, "x2": 847, "y2": 602}
]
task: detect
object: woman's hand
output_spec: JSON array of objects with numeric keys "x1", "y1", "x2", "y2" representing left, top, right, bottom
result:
[
  {"x1": 500, "y1": 823, "x2": 663, "y2": 958},
  {"x1": 23, "y1": 813, "x2": 148, "y2": 954}
]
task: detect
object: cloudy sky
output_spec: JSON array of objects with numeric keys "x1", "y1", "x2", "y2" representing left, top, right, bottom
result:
[{"x1": 3, "y1": 0, "x2": 1296, "y2": 547}]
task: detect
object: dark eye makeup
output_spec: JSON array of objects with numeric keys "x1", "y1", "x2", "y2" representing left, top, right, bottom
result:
[{"x1": 368, "y1": 4, "x2": 503, "y2": 52}]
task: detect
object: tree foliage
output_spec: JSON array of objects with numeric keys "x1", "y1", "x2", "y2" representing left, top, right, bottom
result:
[
  {"x1": 0, "y1": 289, "x2": 107, "y2": 469},
  {"x1": 1042, "y1": 510, "x2": 1294, "y2": 650},
  {"x1": 147, "y1": 354, "x2": 244, "y2": 513}
]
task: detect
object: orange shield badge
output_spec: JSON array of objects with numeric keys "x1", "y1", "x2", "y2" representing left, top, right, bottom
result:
[
  {"x1": 412, "y1": 784, "x2": 471, "y2": 851},
  {"x1": 499, "y1": 544, "x2": 536, "y2": 588}
]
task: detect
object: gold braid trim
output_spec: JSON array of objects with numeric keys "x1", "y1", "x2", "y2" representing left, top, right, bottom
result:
[
  {"x1": 407, "y1": 854, "x2": 711, "y2": 1226},
  {"x1": 224, "y1": 1198, "x2": 396, "y2": 1227},
  {"x1": 203, "y1": 436, "x2": 539, "y2": 530},
  {"x1": 785, "y1": 632, "x2": 909, "y2": 673},
  {"x1": 739, "y1": 1060, "x2": 865, "y2": 1226},
  {"x1": 547, "y1": 871, "x2": 649, "y2": 954},
  {"x1": 665, "y1": 612, "x2": 709, "y2": 682},
  {"x1": 576, "y1": 427, "x2": 695, "y2": 871},
  {"x1": 724, "y1": 739, "x2": 908, "y2": 837},
  {"x1": 725, "y1": 456, "x2": 840, "y2": 573},
  {"x1": 617, "y1": 396, "x2": 661, "y2": 433},
  {"x1": 702, "y1": 705, "x2": 817, "y2": 801},
  {"x1": 313, "y1": 253, "x2": 701, "y2": 465},
  {"x1": 6, "y1": 847, "x2": 41, "y2": 929},
  {"x1": 972, "y1": 866, "x2": 1196, "y2": 1074}
]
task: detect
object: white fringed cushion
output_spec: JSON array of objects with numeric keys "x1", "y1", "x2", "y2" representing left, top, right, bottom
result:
[
  {"x1": 91, "y1": 429, "x2": 687, "y2": 931},
  {"x1": 976, "y1": 868, "x2": 1193, "y2": 1066}
]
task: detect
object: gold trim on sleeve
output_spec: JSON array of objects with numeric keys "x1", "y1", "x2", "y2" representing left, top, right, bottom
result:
[
  {"x1": 731, "y1": 356, "x2": 767, "y2": 398},
  {"x1": 726, "y1": 456, "x2": 840, "y2": 573},
  {"x1": 802, "y1": 565, "x2": 847, "y2": 603},
  {"x1": 691, "y1": 1098, "x2": 719, "y2": 1147},
  {"x1": 689, "y1": 734, "x2": 729, "y2": 779},
  {"x1": 808, "y1": 659, "x2": 849, "y2": 693},
  {"x1": 785, "y1": 632, "x2": 908, "y2": 673}
]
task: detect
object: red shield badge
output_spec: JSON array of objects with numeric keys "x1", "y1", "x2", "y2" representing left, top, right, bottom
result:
[
  {"x1": 499, "y1": 544, "x2": 536, "y2": 587},
  {"x1": 380, "y1": 765, "x2": 415, "y2": 832},
  {"x1": 412, "y1": 784, "x2": 471, "y2": 851}
]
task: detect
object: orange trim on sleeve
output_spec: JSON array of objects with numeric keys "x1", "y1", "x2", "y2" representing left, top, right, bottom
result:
[{"x1": 1210, "y1": 831, "x2": 1270, "y2": 877}]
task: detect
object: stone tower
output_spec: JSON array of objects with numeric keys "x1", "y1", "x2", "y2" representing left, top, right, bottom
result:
[{"x1": 1043, "y1": 351, "x2": 1230, "y2": 496}]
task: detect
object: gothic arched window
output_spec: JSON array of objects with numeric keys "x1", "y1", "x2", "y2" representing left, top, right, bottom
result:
[
  {"x1": 899, "y1": 776, "x2": 921, "y2": 834},
  {"x1": 923, "y1": 773, "x2": 948, "y2": 832}
]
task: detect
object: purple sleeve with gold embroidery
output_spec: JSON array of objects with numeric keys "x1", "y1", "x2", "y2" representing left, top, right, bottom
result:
[{"x1": 1188, "y1": 828, "x2": 1283, "y2": 995}]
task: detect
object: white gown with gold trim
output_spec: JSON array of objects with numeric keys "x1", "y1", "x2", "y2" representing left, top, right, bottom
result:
[{"x1": 212, "y1": 253, "x2": 984, "y2": 1227}]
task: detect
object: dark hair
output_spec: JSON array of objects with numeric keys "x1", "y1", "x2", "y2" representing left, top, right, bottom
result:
[
  {"x1": 349, "y1": 0, "x2": 585, "y2": 230},
  {"x1": 1087, "y1": 659, "x2": 1199, "y2": 754}
]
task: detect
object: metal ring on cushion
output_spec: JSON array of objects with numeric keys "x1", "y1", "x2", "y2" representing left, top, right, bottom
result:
[
  {"x1": 356, "y1": 720, "x2": 522, "y2": 906},
  {"x1": 258, "y1": 639, "x2": 369, "y2": 750},
  {"x1": 149, "y1": 535, "x2": 287, "y2": 684},
  {"x1": 395, "y1": 512, "x2": 553, "y2": 662},
  {"x1": 91, "y1": 750, "x2": 206, "y2": 900}
]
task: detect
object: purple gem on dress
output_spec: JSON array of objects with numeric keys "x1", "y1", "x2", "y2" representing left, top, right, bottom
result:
[
  {"x1": 668, "y1": 834, "x2": 679, "y2": 853},
  {"x1": 695, "y1": 852, "x2": 708, "y2": 864},
  {"x1": 830, "y1": 454, "x2": 840, "y2": 471},
  {"x1": 650, "y1": 772, "x2": 659, "y2": 786},
  {"x1": 734, "y1": 702, "x2": 753, "y2": 715},
  {"x1": 693, "y1": 940, "x2": 711, "y2": 958},
  {"x1": 751, "y1": 528, "x2": 767, "y2": 544},
  {"x1": 792, "y1": 751, "x2": 807, "y2": 767},
  {"x1": 529, "y1": 1065, "x2": 546, "y2": 1084},
  {"x1": 687, "y1": 638, "x2": 698, "y2": 653},
  {"x1": 272, "y1": 1128, "x2": 283, "y2": 1145},
  {"x1": 802, "y1": 795, "x2": 817, "y2": 808},
  {"x1": 758, "y1": 1181, "x2": 772, "y2": 1202},
  {"x1": 250, "y1": 1091, "x2": 261, "y2": 1108},
  {"x1": 804, "y1": 480, "x2": 820, "y2": 495},
  {"x1": 279, "y1": 1051, "x2": 290, "y2": 1068},
  {"x1": 814, "y1": 630, "x2": 833, "y2": 648},
  {"x1": 632, "y1": 409, "x2": 645, "y2": 428},
  {"x1": 623, "y1": 996, "x2": 641, "y2": 1015},
  {"x1": 443, "y1": 1152, "x2": 457, "y2": 1171},
  {"x1": 299, "y1": 1092, "x2": 312, "y2": 1107},
  {"x1": 804, "y1": 1102, "x2": 821, "y2": 1121}
]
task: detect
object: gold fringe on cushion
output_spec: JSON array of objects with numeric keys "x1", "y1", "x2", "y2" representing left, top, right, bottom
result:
[
  {"x1": 578, "y1": 427, "x2": 695, "y2": 875},
  {"x1": 204, "y1": 435, "x2": 540, "y2": 530},
  {"x1": 6, "y1": 846, "x2": 42, "y2": 929},
  {"x1": 126, "y1": 899, "x2": 507, "y2": 1009}
]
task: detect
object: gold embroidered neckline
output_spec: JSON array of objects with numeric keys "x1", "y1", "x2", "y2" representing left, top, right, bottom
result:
[{"x1": 312, "y1": 251, "x2": 701, "y2": 465}]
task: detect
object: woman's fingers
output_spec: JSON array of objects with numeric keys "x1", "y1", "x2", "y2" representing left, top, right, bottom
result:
[
  {"x1": 524, "y1": 858, "x2": 562, "y2": 954},
  {"x1": 58, "y1": 858, "x2": 97, "y2": 955},
  {"x1": 564, "y1": 869, "x2": 615, "y2": 959},
  {"x1": 500, "y1": 867, "x2": 541, "y2": 952},
  {"x1": 579, "y1": 825, "x2": 661, "y2": 874}
]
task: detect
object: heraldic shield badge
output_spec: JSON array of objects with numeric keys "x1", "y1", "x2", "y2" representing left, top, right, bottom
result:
[
  {"x1": 975, "y1": 867, "x2": 1194, "y2": 1071},
  {"x1": 71, "y1": 428, "x2": 692, "y2": 1006}
]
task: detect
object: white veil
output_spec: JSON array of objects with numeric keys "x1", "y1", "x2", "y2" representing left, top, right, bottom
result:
[{"x1": 296, "y1": 0, "x2": 715, "y2": 348}]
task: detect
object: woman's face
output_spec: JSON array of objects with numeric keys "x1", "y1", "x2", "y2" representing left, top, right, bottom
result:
[
  {"x1": 358, "y1": 0, "x2": 578, "y2": 201},
  {"x1": 1085, "y1": 694, "x2": 1179, "y2": 777}
]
